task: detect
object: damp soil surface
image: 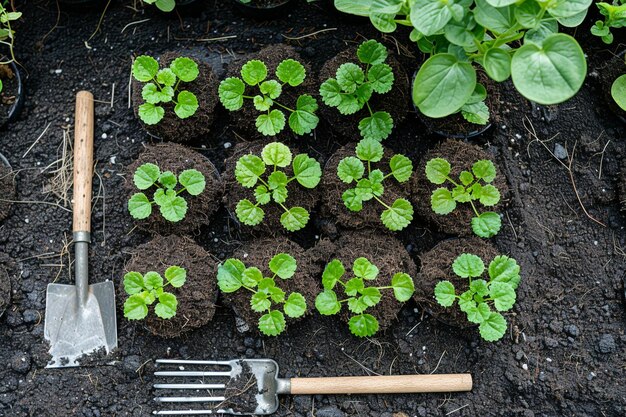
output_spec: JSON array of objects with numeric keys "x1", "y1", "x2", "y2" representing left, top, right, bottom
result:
[
  {"x1": 1, "y1": 2, "x2": 626, "y2": 417},
  {"x1": 0, "y1": 165, "x2": 15, "y2": 221},
  {"x1": 0, "y1": 63, "x2": 20, "y2": 128}
]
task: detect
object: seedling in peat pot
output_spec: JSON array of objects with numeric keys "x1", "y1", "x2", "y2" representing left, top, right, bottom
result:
[
  {"x1": 234, "y1": 142, "x2": 321, "y2": 232},
  {"x1": 434, "y1": 253, "x2": 521, "y2": 342},
  {"x1": 133, "y1": 55, "x2": 200, "y2": 125},
  {"x1": 320, "y1": 40, "x2": 396, "y2": 141},
  {"x1": 219, "y1": 58, "x2": 319, "y2": 136},
  {"x1": 315, "y1": 258, "x2": 414, "y2": 337},
  {"x1": 426, "y1": 157, "x2": 501, "y2": 238},
  {"x1": 123, "y1": 266, "x2": 187, "y2": 320},
  {"x1": 128, "y1": 163, "x2": 206, "y2": 222},
  {"x1": 338, "y1": 139, "x2": 414, "y2": 231},
  {"x1": 217, "y1": 253, "x2": 307, "y2": 336}
]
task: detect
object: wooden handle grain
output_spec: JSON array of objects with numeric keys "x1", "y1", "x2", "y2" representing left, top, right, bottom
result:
[
  {"x1": 290, "y1": 374, "x2": 472, "y2": 395},
  {"x1": 73, "y1": 91, "x2": 94, "y2": 233}
]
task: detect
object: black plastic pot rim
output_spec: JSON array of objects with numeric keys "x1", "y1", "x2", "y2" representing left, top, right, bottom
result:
[{"x1": 0, "y1": 151, "x2": 10, "y2": 169}]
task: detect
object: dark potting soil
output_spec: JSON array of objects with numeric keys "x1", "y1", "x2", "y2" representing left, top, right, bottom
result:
[
  {"x1": 125, "y1": 142, "x2": 223, "y2": 235},
  {"x1": 131, "y1": 51, "x2": 219, "y2": 142},
  {"x1": 0, "y1": 165, "x2": 14, "y2": 221},
  {"x1": 223, "y1": 44, "x2": 316, "y2": 141},
  {"x1": 318, "y1": 43, "x2": 410, "y2": 143},
  {"x1": 1, "y1": 2, "x2": 626, "y2": 417},
  {"x1": 0, "y1": 63, "x2": 19, "y2": 127},
  {"x1": 224, "y1": 236, "x2": 321, "y2": 333},
  {"x1": 236, "y1": 0, "x2": 291, "y2": 7},
  {"x1": 219, "y1": 361, "x2": 262, "y2": 413},
  {"x1": 595, "y1": 50, "x2": 626, "y2": 122},
  {"x1": 121, "y1": 234, "x2": 218, "y2": 338},
  {"x1": 320, "y1": 141, "x2": 416, "y2": 231},
  {"x1": 413, "y1": 139, "x2": 510, "y2": 237},
  {"x1": 0, "y1": 261, "x2": 10, "y2": 317},
  {"x1": 414, "y1": 237, "x2": 499, "y2": 329},
  {"x1": 222, "y1": 141, "x2": 321, "y2": 235}
]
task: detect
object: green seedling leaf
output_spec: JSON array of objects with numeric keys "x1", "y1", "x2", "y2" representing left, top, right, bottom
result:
[
  {"x1": 470, "y1": 279, "x2": 489, "y2": 297},
  {"x1": 479, "y1": 312, "x2": 507, "y2": 341},
  {"x1": 467, "y1": 302, "x2": 491, "y2": 324},
  {"x1": 143, "y1": 271, "x2": 163, "y2": 291},
  {"x1": 170, "y1": 57, "x2": 199, "y2": 83},
  {"x1": 255, "y1": 185, "x2": 271, "y2": 205},
  {"x1": 159, "y1": 171, "x2": 177, "y2": 189},
  {"x1": 342, "y1": 189, "x2": 363, "y2": 212},
  {"x1": 353, "y1": 257, "x2": 379, "y2": 280},
  {"x1": 359, "y1": 111, "x2": 393, "y2": 142},
  {"x1": 471, "y1": 211, "x2": 502, "y2": 238},
  {"x1": 356, "y1": 179, "x2": 375, "y2": 201},
  {"x1": 337, "y1": 94, "x2": 362, "y2": 115},
  {"x1": 165, "y1": 266, "x2": 186, "y2": 287},
  {"x1": 236, "y1": 199, "x2": 264, "y2": 226},
  {"x1": 284, "y1": 293, "x2": 306, "y2": 318},
  {"x1": 157, "y1": 68, "x2": 176, "y2": 87},
  {"x1": 259, "y1": 310, "x2": 286, "y2": 336},
  {"x1": 483, "y1": 47, "x2": 511, "y2": 82},
  {"x1": 490, "y1": 281, "x2": 516, "y2": 311},
  {"x1": 242, "y1": 267, "x2": 263, "y2": 288},
  {"x1": 453, "y1": 253, "x2": 485, "y2": 278},
  {"x1": 290, "y1": 94, "x2": 319, "y2": 135},
  {"x1": 262, "y1": 142, "x2": 292, "y2": 167},
  {"x1": 280, "y1": 207, "x2": 309, "y2": 231},
  {"x1": 268, "y1": 171, "x2": 288, "y2": 190},
  {"x1": 322, "y1": 259, "x2": 345, "y2": 290},
  {"x1": 276, "y1": 59, "x2": 306, "y2": 86},
  {"x1": 452, "y1": 185, "x2": 471, "y2": 203},
  {"x1": 315, "y1": 290, "x2": 341, "y2": 315},
  {"x1": 361, "y1": 287, "x2": 382, "y2": 307},
  {"x1": 142, "y1": 83, "x2": 174, "y2": 104},
  {"x1": 348, "y1": 296, "x2": 369, "y2": 314},
  {"x1": 357, "y1": 39, "x2": 388, "y2": 65},
  {"x1": 138, "y1": 103, "x2": 165, "y2": 125},
  {"x1": 434, "y1": 281, "x2": 456, "y2": 307},
  {"x1": 128, "y1": 193, "x2": 152, "y2": 219},
  {"x1": 349, "y1": 314, "x2": 379, "y2": 337},
  {"x1": 431, "y1": 188, "x2": 456, "y2": 215},
  {"x1": 368, "y1": 63, "x2": 394, "y2": 94},
  {"x1": 219, "y1": 77, "x2": 246, "y2": 111},
  {"x1": 425, "y1": 158, "x2": 451, "y2": 184},
  {"x1": 155, "y1": 292, "x2": 178, "y2": 319},
  {"x1": 269, "y1": 253, "x2": 297, "y2": 279},
  {"x1": 458, "y1": 290, "x2": 476, "y2": 313},
  {"x1": 254, "y1": 95, "x2": 272, "y2": 112},
  {"x1": 179, "y1": 169, "x2": 206, "y2": 196},
  {"x1": 461, "y1": 101, "x2": 490, "y2": 125},
  {"x1": 241, "y1": 60, "x2": 268, "y2": 85},
  {"x1": 260, "y1": 80, "x2": 282, "y2": 99},
  {"x1": 217, "y1": 258, "x2": 246, "y2": 292},
  {"x1": 293, "y1": 154, "x2": 322, "y2": 188},
  {"x1": 489, "y1": 255, "x2": 521, "y2": 289},
  {"x1": 381, "y1": 198, "x2": 413, "y2": 231},
  {"x1": 175, "y1": 91, "x2": 199, "y2": 119},
  {"x1": 251, "y1": 292, "x2": 271, "y2": 312},
  {"x1": 320, "y1": 79, "x2": 343, "y2": 107},
  {"x1": 345, "y1": 278, "x2": 365, "y2": 297},
  {"x1": 258, "y1": 278, "x2": 276, "y2": 292},
  {"x1": 158, "y1": 193, "x2": 187, "y2": 222},
  {"x1": 133, "y1": 55, "x2": 159, "y2": 82},
  {"x1": 336, "y1": 63, "x2": 365, "y2": 94},
  {"x1": 124, "y1": 294, "x2": 149, "y2": 320},
  {"x1": 472, "y1": 160, "x2": 496, "y2": 182},
  {"x1": 338, "y1": 157, "x2": 365, "y2": 183},
  {"x1": 123, "y1": 271, "x2": 144, "y2": 295},
  {"x1": 391, "y1": 272, "x2": 414, "y2": 302},
  {"x1": 272, "y1": 186, "x2": 288, "y2": 204},
  {"x1": 612, "y1": 75, "x2": 626, "y2": 111},
  {"x1": 389, "y1": 154, "x2": 413, "y2": 182},
  {"x1": 134, "y1": 163, "x2": 160, "y2": 190},
  {"x1": 460, "y1": 171, "x2": 474, "y2": 185},
  {"x1": 256, "y1": 109, "x2": 286, "y2": 136},
  {"x1": 235, "y1": 155, "x2": 266, "y2": 187},
  {"x1": 480, "y1": 184, "x2": 500, "y2": 206},
  {"x1": 356, "y1": 138, "x2": 384, "y2": 162}
]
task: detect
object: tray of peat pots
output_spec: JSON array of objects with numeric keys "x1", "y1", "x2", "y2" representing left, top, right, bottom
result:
[
  {"x1": 413, "y1": 70, "x2": 498, "y2": 139},
  {"x1": 232, "y1": 0, "x2": 296, "y2": 19},
  {"x1": 125, "y1": 142, "x2": 223, "y2": 235},
  {"x1": 0, "y1": 58, "x2": 25, "y2": 129},
  {"x1": 0, "y1": 152, "x2": 15, "y2": 223},
  {"x1": 218, "y1": 44, "x2": 319, "y2": 141},
  {"x1": 318, "y1": 39, "x2": 410, "y2": 143},
  {"x1": 413, "y1": 139, "x2": 510, "y2": 239},
  {"x1": 119, "y1": 234, "x2": 218, "y2": 338},
  {"x1": 310, "y1": 230, "x2": 417, "y2": 337},
  {"x1": 596, "y1": 50, "x2": 626, "y2": 124},
  {"x1": 415, "y1": 237, "x2": 522, "y2": 342},
  {"x1": 131, "y1": 51, "x2": 219, "y2": 142},
  {"x1": 217, "y1": 237, "x2": 321, "y2": 336},
  {"x1": 320, "y1": 138, "x2": 416, "y2": 233},
  {"x1": 222, "y1": 141, "x2": 321, "y2": 235}
]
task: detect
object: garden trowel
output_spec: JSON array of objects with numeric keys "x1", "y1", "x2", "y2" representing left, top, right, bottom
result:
[{"x1": 44, "y1": 91, "x2": 117, "y2": 368}]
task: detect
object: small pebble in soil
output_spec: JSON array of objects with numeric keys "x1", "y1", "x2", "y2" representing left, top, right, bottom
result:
[
  {"x1": 564, "y1": 324, "x2": 580, "y2": 337},
  {"x1": 598, "y1": 334, "x2": 616, "y2": 354},
  {"x1": 10, "y1": 352, "x2": 31, "y2": 374},
  {"x1": 224, "y1": 142, "x2": 232, "y2": 149},
  {"x1": 588, "y1": 371, "x2": 597, "y2": 381},
  {"x1": 522, "y1": 363, "x2": 528, "y2": 370},
  {"x1": 554, "y1": 143, "x2": 568, "y2": 160},
  {"x1": 316, "y1": 405, "x2": 344, "y2": 417}
]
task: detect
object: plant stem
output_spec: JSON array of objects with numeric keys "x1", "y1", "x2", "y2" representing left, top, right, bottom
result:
[{"x1": 373, "y1": 195, "x2": 391, "y2": 210}]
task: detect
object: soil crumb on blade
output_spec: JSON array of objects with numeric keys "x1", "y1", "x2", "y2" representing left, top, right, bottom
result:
[{"x1": 218, "y1": 361, "x2": 264, "y2": 414}]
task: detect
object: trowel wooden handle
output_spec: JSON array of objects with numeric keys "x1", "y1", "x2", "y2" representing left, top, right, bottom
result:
[
  {"x1": 290, "y1": 374, "x2": 472, "y2": 395},
  {"x1": 73, "y1": 91, "x2": 94, "y2": 233}
]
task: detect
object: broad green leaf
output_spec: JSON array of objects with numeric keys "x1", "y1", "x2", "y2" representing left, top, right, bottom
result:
[
  {"x1": 242, "y1": 267, "x2": 263, "y2": 287},
  {"x1": 179, "y1": 169, "x2": 206, "y2": 195},
  {"x1": 333, "y1": 0, "x2": 371, "y2": 15},
  {"x1": 466, "y1": 302, "x2": 491, "y2": 324},
  {"x1": 471, "y1": 279, "x2": 489, "y2": 298},
  {"x1": 320, "y1": 79, "x2": 343, "y2": 107},
  {"x1": 612, "y1": 75, "x2": 626, "y2": 111},
  {"x1": 269, "y1": 253, "x2": 297, "y2": 279},
  {"x1": 348, "y1": 314, "x2": 379, "y2": 337},
  {"x1": 458, "y1": 290, "x2": 476, "y2": 313},
  {"x1": 511, "y1": 34, "x2": 586, "y2": 105},
  {"x1": 128, "y1": 193, "x2": 152, "y2": 219},
  {"x1": 260, "y1": 80, "x2": 282, "y2": 99},
  {"x1": 144, "y1": 271, "x2": 163, "y2": 290},
  {"x1": 235, "y1": 199, "x2": 264, "y2": 226},
  {"x1": 460, "y1": 171, "x2": 474, "y2": 185},
  {"x1": 342, "y1": 188, "x2": 363, "y2": 211},
  {"x1": 124, "y1": 271, "x2": 144, "y2": 295},
  {"x1": 368, "y1": 63, "x2": 394, "y2": 94},
  {"x1": 159, "y1": 171, "x2": 177, "y2": 189},
  {"x1": 261, "y1": 142, "x2": 292, "y2": 167},
  {"x1": 241, "y1": 60, "x2": 267, "y2": 85},
  {"x1": 235, "y1": 154, "x2": 265, "y2": 187},
  {"x1": 133, "y1": 55, "x2": 159, "y2": 82},
  {"x1": 431, "y1": 188, "x2": 456, "y2": 214},
  {"x1": 258, "y1": 278, "x2": 276, "y2": 292},
  {"x1": 155, "y1": 292, "x2": 178, "y2": 319},
  {"x1": 490, "y1": 281, "x2": 516, "y2": 311},
  {"x1": 159, "y1": 194, "x2": 187, "y2": 222},
  {"x1": 255, "y1": 185, "x2": 271, "y2": 205},
  {"x1": 478, "y1": 312, "x2": 507, "y2": 341},
  {"x1": 337, "y1": 94, "x2": 362, "y2": 115},
  {"x1": 124, "y1": 294, "x2": 149, "y2": 320},
  {"x1": 217, "y1": 258, "x2": 246, "y2": 292},
  {"x1": 174, "y1": 91, "x2": 199, "y2": 119},
  {"x1": 284, "y1": 293, "x2": 307, "y2": 318},
  {"x1": 356, "y1": 138, "x2": 384, "y2": 162},
  {"x1": 254, "y1": 95, "x2": 273, "y2": 111},
  {"x1": 444, "y1": 13, "x2": 478, "y2": 48},
  {"x1": 479, "y1": 184, "x2": 500, "y2": 206},
  {"x1": 472, "y1": 160, "x2": 496, "y2": 182},
  {"x1": 348, "y1": 296, "x2": 370, "y2": 314},
  {"x1": 514, "y1": 0, "x2": 543, "y2": 28},
  {"x1": 268, "y1": 171, "x2": 288, "y2": 190},
  {"x1": 467, "y1": 83, "x2": 487, "y2": 105},
  {"x1": 272, "y1": 185, "x2": 288, "y2": 204},
  {"x1": 256, "y1": 110, "x2": 286, "y2": 136},
  {"x1": 413, "y1": 54, "x2": 476, "y2": 118},
  {"x1": 345, "y1": 278, "x2": 365, "y2": 296},
  {"x1": 390, "y1": 154, "x2": 413, "y2": 182},
  {"x1": 547, "y1": 0, "x2": 592, "y2": 21},
  {"x1": 322, "y1": 259, "x2": 345, "y2": 290},
  {"x1": 251, "y1": 292, "x2": 271, "y2": 312},
  {"x1": 370, "y1": 12, "x2": 398, "y2": 32},
  {"x1": 524, "y1": 19, "x2": 558, "y2": 46},
  {"x1": 359, "y1": 111, "x2": 393, "y2": 141},
  {"x1": 338, "y1": 157, "x2": 365, "y2": 183},
  {"x1": 381, "y1": 198, "x2": 414, "y2": 231},
  {"x1": 154, "y1": 0, "x2": 175, "y2": 12},
  {"x1": 360, "y1": 287, "x2": 382, "y2": 307},
  {"x1": 336, "y1": 63, "x2": 365, "y2": 94},
  {"x1": 259, "y1": 310, "x2": 286, "y2": 336},
  {"x1": 461, "y1": 101, "x2": 490, "y2": 125},
  {"x1": 410, "y1": 0, "x2": 453, "y2": 36},
  {"x1": 357, "y1": 39, "x2": 388, "y2": 65},
  {"x1": 391, "y1": 272, "x2": 414, "y2": 301},
  {"x1": 425, "y1": 158, "x2": 451, "y2": 184},
  {"x1": 280, "y1": 207, "x2": 309, "y2": 231},
  {"x1": 452, "y1": 253, "x2": 485, "y2": 278},
  {"x1": 142, "y1": 83, "x2": 173, "y2": 104},
  {"x1": 156, "y1": 68, "x2": 176, "y2": 87},
  {"x1": 474, "y1": 0, "x2": 515, "y2": 33},
  {"x1": 484, "y1": 0, "x2": 517, "y2": 6},
  {"x1": 315, "y1": 290, "x2": 341, "y2": 315},
  {"x1": 219, "y1": 77, "x2": 245, "y2": 110},
  {"x1": 134, "y1": 163, "x2": 160, "y2": 189},
  {"x1": 483, "y1": 48, "x2": 511, "y2": 82},
  {"x1": 471, "y1": 211, "x2": 502, "y2": 238},
  {"x1": 353, "y1": 257, "x2": 379, "y2": 280},
  {"x1": 270, "y1": 287, "x2": 286, "y2": 303},
  {"x1": 138, "y1": 103, "x2": 165, "y2": 125},
  {"x1": 290, "y1": 95, "x2": 319, "y2": 135},
  {"x1": 452, "y1": 185, "x2": 471, "y2": 203},
  {"x1": 276, "y1": 59, "x2": 306, "y2": 86},
  {"x1": 165, "y1": 266, "x2": 186, "y2": 287},
  {"x1": 293, "y1": 154, "x2": 322, "y2": 188},
  {"x1": 170, "y1": 57, "x2": 199, "y2": 83},
  {"x1": 355, "y1": 179, "x2": 375, "y2": 201},
  {"x1": 489, "y1": 255, "x2": 521, "y2": 289}
]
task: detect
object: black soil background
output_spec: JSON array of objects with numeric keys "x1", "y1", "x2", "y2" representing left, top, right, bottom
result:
[{"x1": 0, "y1": 1, "x2": 625, "y2": 416}]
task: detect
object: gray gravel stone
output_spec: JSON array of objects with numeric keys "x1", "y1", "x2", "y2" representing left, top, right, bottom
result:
[{"x1": 598, "y1": 334, "x2": 616, "y2": 354}]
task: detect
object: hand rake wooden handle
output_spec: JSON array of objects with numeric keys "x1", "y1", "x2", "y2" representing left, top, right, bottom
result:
[
  {"x1": 290, "y1": 374, "x2": 472, "y2": 394},
  {"x1": 73, "y1": 90, "x2": 94, "y2": 234}
]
